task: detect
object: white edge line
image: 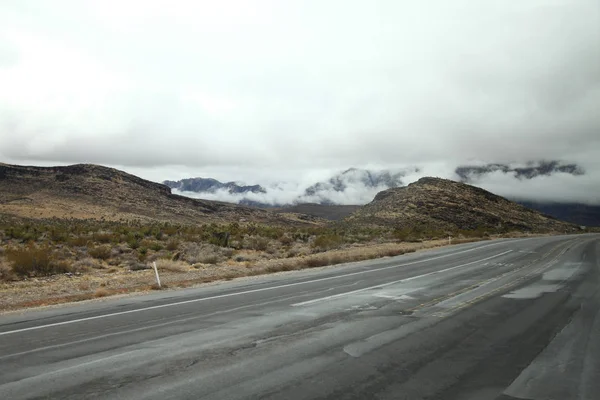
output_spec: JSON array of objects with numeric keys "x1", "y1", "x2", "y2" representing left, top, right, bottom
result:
[
  {"x1": 0, "y1": 241, "x2": 508, "y2": 336},
  {"x1": 291, "y1": 250, "x2": 513, "y2": 306}
]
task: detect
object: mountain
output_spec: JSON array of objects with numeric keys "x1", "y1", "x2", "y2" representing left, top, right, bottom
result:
[
  {"x1": 344, "y1": 177, "x2": 577, "y2": 233},
  {"x1": 163, "y1": 177, "x2": 266, "y2": 195},
  {"x1": 304, "y1": 168, "x2": 414, "y2": 201},
  {"x1": 455, "y1": 161, "x2": 584, "y2": 182},
  {"x1": 0, "y1": 163, "x2": 322, "y2": 226},
  {"x1": 163, "y1": 163, "x2": 600, "y2": 226},
  {"x1": 454, "y1": 161, "x2": 600, "y2": 226},
  {"x1": 274, "y1": 204, "x2": 361, "y2": 221},
  {"x1": 516, "y1": 201, "x2": 600, "y2": 228},
  {"x1": 164, "y1": 167, "x2": 418, "y2": 207}
]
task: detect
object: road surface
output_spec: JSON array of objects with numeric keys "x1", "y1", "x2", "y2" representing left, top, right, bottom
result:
[{"x1": 1, "y1": 234, "x2": 599, "y2": 399}]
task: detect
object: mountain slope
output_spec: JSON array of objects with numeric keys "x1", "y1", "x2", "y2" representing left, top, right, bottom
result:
[
  {"x1": 274, "y1": 204, "x2": 361, "y2": 221},
  {"x1": 516, "y1": 201, "x2": 600, "y2": 227},
  {"x1": 0, "y1": 163, "x2": 321, "y2": 226},
  {"x1": 303, "y1": 168, "x2": 413, "y2": 202},
  {"x1": 344, "y1": 177, "x2": 577, "y2": 233},
  {"x1": 163, "y1": 177, "x2": 266, "y2": 195},
  {"x1": 455, "y1": 161, "x2": 584, "y2": 182}
]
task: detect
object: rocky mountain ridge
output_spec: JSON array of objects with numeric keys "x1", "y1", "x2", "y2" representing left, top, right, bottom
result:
[{"x1": 343, "y1": 177, "x2": 578, "y2": 233}]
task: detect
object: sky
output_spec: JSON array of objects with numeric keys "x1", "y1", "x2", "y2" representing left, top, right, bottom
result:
[{"x1": 1, "y1": 0, "x2": 599, "y2": 204}]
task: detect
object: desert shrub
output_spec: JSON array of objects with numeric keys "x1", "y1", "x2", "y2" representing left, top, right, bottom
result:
[
  {"x1": 150, "y1": 242, "x2": 164, "y2": 251},
  {"x1": 166, "y1": 239, "x2": 179, "y2": 251},
  {"x1": 303, "y1": 255, "x2": 330, "y2": 268},
  {"x1": 311, "y1": 234, "x2": 344, "y2": 251},
  {"x1": 127, "y1": 237, "x2": 141, "y2": 250},
  {"x1": 6, "y1": 244, "x2": 72, "y2": 277},
  {"x1": 137, "y1": 247, "x2": 148, "y2": 261},
  {"x1": 154, "y1": 259, "x2": 189, "y2": 273},
  {"x1": 182, "y1": 243, "x2": 226, "y2": 264},
  {"x1": 49, "y1": 228, "x2": 69, "y2": 243},
  {"x1": 242, "y1": 235, "x2": 270, "y2": 251},
  {"x1": 68, "y1": 235, "x2": 91, "y2": 247},
  {"x1": 88, "y1": 245, "x2": 112, "y2": 260},
  {"x1": 278, "y1": 234, "x2": 294, "y2": 246},
  {"x1": 381, "y1": 248, "x2": 406, "y2": 257},
  {"x1": 92, "y1": 232, "x2": 114, "y2": 244},
  {"x1": 94, "y1": 288, "x2": 110, "y2": 298},
  {"x1": 0, "y1": 259, "x2": 16, "y2": 281},
  {"x1": 128, "y1": 261, "x2": 150, "y2": 271},
  {"x1": 72, "y1": 257, "x2": 104, "y2": 270}
]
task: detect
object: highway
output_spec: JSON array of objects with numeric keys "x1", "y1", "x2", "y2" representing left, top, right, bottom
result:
[{"x1": 1, "y1": 234, "x2": 599, "y2": 399}]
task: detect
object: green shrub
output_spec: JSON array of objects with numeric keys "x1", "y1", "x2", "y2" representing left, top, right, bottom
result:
[
  {"x1": 88, "y1": 245, "x2": 112, "y2": 260},
  {"x1": 6, "y1": 244, "x2": 71, "y2": 277},
  {"x1": 166, "y1": 239, "x2": 179, "y2": 251},
  {"x1": 312, "y1": 234, "x2": 344, "y2": 251}
]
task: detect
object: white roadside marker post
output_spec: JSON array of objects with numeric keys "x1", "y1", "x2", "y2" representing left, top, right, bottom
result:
[
  {"x1": 449, "y1": 236, "x2": 452, "y2": 245},
  {"x1": 152, "y1": 261, "x2": 162, "y2": 289}
]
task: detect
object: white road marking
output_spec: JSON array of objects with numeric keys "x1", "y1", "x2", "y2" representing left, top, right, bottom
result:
[
  {"x1": 291, "y1": 250, "x2": 513, "y2": 306},
  {"x1": 0, "y1": 242, "x2": 508, "y2": 336}
]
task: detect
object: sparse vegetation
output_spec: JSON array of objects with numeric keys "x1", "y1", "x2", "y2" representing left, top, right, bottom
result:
[{"x1": 0, "y1": 210, "x2": 569, "y2": 312}]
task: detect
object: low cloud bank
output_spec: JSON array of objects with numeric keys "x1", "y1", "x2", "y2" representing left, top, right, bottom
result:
[{"x1": 171, "y1": 161, "x2": 599, "y2": 206}]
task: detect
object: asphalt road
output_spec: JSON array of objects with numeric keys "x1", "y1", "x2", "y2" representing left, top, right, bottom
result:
[{"x1": 1, "y1": 234, "x2": 599, "y2": 400}]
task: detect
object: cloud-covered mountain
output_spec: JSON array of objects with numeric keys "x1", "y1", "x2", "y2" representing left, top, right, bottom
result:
[
  {"x1": 164, "y1": 167, "x2": 419, "y2": 207},
  {"x1": 165, "y1": 161, "x2": 599, "y2": 226},
  {"x1": 455, "y1": 161, "x2": 585, "y2": 183},
  {"x1": 303, "y1": 168, "x2": 417, "y2": 204},
  {"x1": 163, "y1": 178, "x2": 266, "y2": 195}
]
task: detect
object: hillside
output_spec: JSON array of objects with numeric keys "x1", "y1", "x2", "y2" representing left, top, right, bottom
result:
[
  {"x1": 0, "y1": 163, "x2": 322, "y2": 226},
  {"x1": 164, "y1": 177, "x2": 266, "y2": 195},
  {"x1": 344, "y1": 177, "x2": 577, "y2": 233},
  {"x1": 274, "y1": 203, "x2": 361, "y2": 221},
  {"x1": 516, "y1": 201, "x2": 600, "y2": 227}
]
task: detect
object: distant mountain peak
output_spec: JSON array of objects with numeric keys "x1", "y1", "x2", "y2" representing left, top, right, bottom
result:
[
  {"x1": 456, "y1": 161, "x2": 584, "y2": 183},
  {"x1": 163, "y1": 177, "x2": 266, "y2": 195},
  {"x1": 345, "y1": 176, "x2": 576, "y2": 232}
]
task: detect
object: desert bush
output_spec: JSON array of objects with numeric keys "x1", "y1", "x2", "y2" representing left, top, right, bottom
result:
[
  {"x1": 94, "y1": 288, "x2": 110, "y2": 298},
  {"x1": 303, "y1": 255, "x2": 330, "y2": 268},
  {"x1": 127, "y1": 237, "x2": 141, "y2": 250},
  {"x1": 6, "y1": 244, "x2": 72, "y2": 277},
  {"x1": 328, "y1": 254, "x2": 344, "y2": 265},
  {"x1": 182, "y1": 243, "x2": 227, "y2": 264},
  {"x1": 166, "y1": 239, "x2": 179, "y2": 251},
  {"x1": 128, "y1": 261, "x2": 151, "y2": 271},
  {"x1": 72, "y1": 257, "x2": 104, "y2": 270},
  {"x1": 150, "y1": 242, "x2": 164, "y2": 251},
  {"x1": 154, "y1": 259, "x2": 189, "y2": 273},
  {"x1": 243, "y1": 235, "x2": 270, "y2": 251},
  {"x1": 137, "y1": 247, "x2": 148, "y2": 261},
  {"x1": 68, "y1": 235, "x2": 91, "y2": 247},
  {"x1": 381, "y1": 248, "x2": 406, "y2": 257},
  {"x1": 311, "y1": 234, "x2": 344, "y2": 251},
  {"x1": 88, "y1": 245, "x2": 112, "y2": 260},
  {"x1": 0, "y1": 259, "x2": 16, "y2": 281}
]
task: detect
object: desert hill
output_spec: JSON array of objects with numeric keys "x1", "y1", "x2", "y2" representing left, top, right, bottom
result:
[
  {"x1": 0, "y1": 163, "x2": 322, "y2": 226},
  {"x1": 274, "y1": 203, "x2": 361, "y2": 221},
  {"x1": 343, "y1": 177, "x2": 577, "y2": 233}
]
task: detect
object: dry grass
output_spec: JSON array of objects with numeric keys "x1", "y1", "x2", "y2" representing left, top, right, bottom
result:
[
  {"x1": 0, "y1": 258, "x2": 15, "y2": 281},
  {"x1": 181, "y1": 243, "x2": 232, "y2": 265},
  {"x1": 72, "y1": 257, "x2": 105, "y2": 271},
  {"x1": 88, "y1": 245, "x2": 112, "y2": 260},
  {"x1": 94, "y1": 288, "x2": 110, "y2": 298},
  {"x1": 154, "y1": 259, "x2": 189, "y2": 273}
]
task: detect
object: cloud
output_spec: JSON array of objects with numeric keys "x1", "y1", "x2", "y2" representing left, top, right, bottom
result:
[{"x1": 0, "y1": 0, "x2": 598, "y2": 203}]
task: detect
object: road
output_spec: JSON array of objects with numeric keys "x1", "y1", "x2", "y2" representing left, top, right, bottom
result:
[{"x1": 1, "y1": 234, "x2": 599, "y2": 399}]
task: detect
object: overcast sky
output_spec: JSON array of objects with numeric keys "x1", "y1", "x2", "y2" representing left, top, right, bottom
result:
[{"x1": 1, "y1": 0, "x2": 599, "y2": 203}]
